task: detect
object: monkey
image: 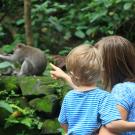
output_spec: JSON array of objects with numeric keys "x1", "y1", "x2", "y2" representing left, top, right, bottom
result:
[{"x1": 0, "y1": 43, "x2": 47, "y2": 76}]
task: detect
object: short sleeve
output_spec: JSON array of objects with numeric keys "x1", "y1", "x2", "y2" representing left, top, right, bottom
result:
[
  {"x1": 58, "y1": 97, "x2": 68, "y2": 124},
  {"x1": 99, "y1": 94, "x2": 121, "y2": 125},
  {"x1": 111, "y1": 84, "x2": 133, "y2": 112}
]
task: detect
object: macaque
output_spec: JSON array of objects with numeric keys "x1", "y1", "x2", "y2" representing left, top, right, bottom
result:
[{"x1": 0, "y1": 43, "x2": 47, "y2": 76}]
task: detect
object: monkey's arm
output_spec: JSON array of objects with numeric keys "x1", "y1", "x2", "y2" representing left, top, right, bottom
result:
[
  {"x1": 18, "y1": 59, "x2": 33, "y2": 76},
  {"x1": 0, "y1": 54, "x2": 18, "y2": 61}
]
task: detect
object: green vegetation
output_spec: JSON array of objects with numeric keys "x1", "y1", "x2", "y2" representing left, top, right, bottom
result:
[
  {"x1": 0, "y1": 0, "x2": 135, "y2": 53},
  {"x1": 0, "y1": 76, "x2": 69, "y2": 135}
]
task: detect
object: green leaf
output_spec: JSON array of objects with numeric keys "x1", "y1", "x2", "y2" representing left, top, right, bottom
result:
[
  {"x1": 16, "y1": 19, "x2": 24, "y2": 25},
  {"x1": 75, "y1": 30, "x2": 85, "y2": 38},
  {"x1": 10, "y1": 104, "x2": 28, "y2": 115},
  {"x1": 37, "y1": 121, "x2": 43, "y2": 129},
  {"x1": 0, "y1": 101, "x2": 13, "y2": 113},
  {"x1": 64, "y1": 32, "x2": 72, "y2": 40},
  {"x1": 0, "y1": 32, "x2": 5, "y2": 37},
  {"x1": 124, "y1": 3, "x2": 132, "y2": 10},
  {"x1": 21, "y1": 118, "x2": 33, "y2": 128},
  {"x1": 90, "y1": 10, "x2": 107, "y2": 23},
  {"x1": 0, "y1": 62, "x2": 15, "y2": 69},
  {"x1": 2, "y1": 45, "x2": 15, "y2": 53},
  {"x1": 86, "y1": 27, "x2": 97, "y2": 36},
  {"x1": 116, "y1": 0, "x2": 121, "y2": 4},
  {"x1": 48, "y1": 17, "x2": 63, "y2": 32},
  {"x1": 108, "y1": 30, "x2": 114, "y2": 35}
]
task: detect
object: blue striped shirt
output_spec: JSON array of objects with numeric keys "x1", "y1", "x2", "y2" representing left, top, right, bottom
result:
[{"x1": 58, "y1": 87, "x2": 121, "y2": 135}]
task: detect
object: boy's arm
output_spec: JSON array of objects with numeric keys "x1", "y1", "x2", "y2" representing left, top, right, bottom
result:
[
  {"x1": 117, "y1": 105, "x2": 128, "y2": 120},
  {"x1": 60, "y1": 124, "x2": 68, "y2": 133},
  {"x1": 50, "y1": 63, "x2": 78, "y2": 89},
  {"x1": 99, "y1": 93, "x2": 134, "y2": 134},
  {"x1": 99, "y1": 126, "x2": 119, "y2": 135},
  {"x1": 105, "y1": 120, "x2": 135, "y2": 133},
  {"x1": 99, "y1": 105, "x2": 128, "y2": 135}
]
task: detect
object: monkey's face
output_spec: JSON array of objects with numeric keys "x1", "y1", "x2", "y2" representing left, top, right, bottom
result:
[
  {"x1": 13, "y1": 45, "x2": 26, "y2": 59},
  {"x1": 14, "y1": 46, "x2": 21, "y2": 53},
  {"x1": 14, "y1": 44, "x2": 25, "y2": 53}
]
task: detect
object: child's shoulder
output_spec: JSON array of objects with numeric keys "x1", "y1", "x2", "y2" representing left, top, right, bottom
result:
[
  {"x1": 96, "y1": 88, "x2": 116, "y2": 105},
  {"x1": 64, "y1": 89, "x2": 76, "y2": 97},
  {"x1": 95, "y1": 87, "x2": 111, "y2": 98},
  {"x1": 65, "y1": 88, "x2": 110, "y2": 98},
  {"x1": 65, "y1": 89, "x2": 81, "y2": 97},
  {"x1": 96, "y1": 87, "x2": 110, "y2": 94}
]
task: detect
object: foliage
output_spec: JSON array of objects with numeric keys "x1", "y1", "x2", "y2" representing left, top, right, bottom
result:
[
  {"x1": 0, "y1": 0, "x2": 135, "y2": 53},
  {"x1": 0, "y1": 85, "x2": 43, "y2": 131},
  {"x1": 0, "y1": 101, "x2": 13, "y2": 113},
  {"x1": 1, "y1": 44, "x2": 15, "y2": 53},
  {"x1": 42, "y1": 119, "x2": 60, "y2": 133},
  {"x1": 30, "y1": 0, "x2": 135, "y2": 52},
  {"x1": 0, "y1": 0, "x2": 23, "y2": 15},
  {"x1": 5, "y1": 106, "x2": 43, "y2": 130},
  {"x1": 0, "y1": 75, "x2": 69, "y2": 134}
]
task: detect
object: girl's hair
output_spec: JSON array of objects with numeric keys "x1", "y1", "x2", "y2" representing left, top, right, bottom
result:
[
  {"x1": 66, "y1": 45, "x2": 101, "y2": 86},
  {"x1": 95, "y1": 35, "x2": 135, "y2": 90}
]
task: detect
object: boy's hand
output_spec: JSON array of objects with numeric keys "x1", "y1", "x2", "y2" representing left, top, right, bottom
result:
[
  {"x1": 50, "y1": 63, "x2": 68, "y2": 80},
  {"x1": 50, "y1": 63, "x2": 78, "y2": 89}
]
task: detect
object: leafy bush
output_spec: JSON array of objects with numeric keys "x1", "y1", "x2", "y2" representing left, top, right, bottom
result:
[
  {"x1": 30, "y1": 0, "x2": 135, "y2": 52},
  {"x1": 1, "y1": 0, "x2": 135, "y2": 52}
]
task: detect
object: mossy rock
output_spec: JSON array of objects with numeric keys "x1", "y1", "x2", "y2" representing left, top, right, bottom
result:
[
  {"x1": 29, "y1": 95, "x2": 59, "y2": 113},
  {"x1": 41, "y1": 119, "x2": 61, "y2": 134},
  {"x1": 0, "y1": 76, "x2": 18, "y2": 92},
  {"x1": 18, "y1": 76, "x2": 58, "y2": 96},
  {"x1": 11, "y1": 97, "x2": 29, "y2": 108}
]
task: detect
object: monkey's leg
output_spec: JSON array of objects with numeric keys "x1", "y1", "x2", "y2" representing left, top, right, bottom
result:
[{"x1": 18, "y1": 60, "x2": 33, "y2": 76}]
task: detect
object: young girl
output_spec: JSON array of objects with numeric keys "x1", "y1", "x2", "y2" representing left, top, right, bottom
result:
[{"x1": 95, "y1": 36, "x2": 135, "y2": 135}]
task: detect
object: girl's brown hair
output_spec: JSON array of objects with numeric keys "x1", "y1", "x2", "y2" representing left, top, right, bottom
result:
[{"x1": 95, "y1": 35, "x2": 135, "y2": 90}]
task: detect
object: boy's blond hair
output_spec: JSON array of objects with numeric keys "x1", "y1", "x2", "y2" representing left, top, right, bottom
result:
[{"x1": 66, "y1": 44, "x2": 101, "y2": 86}]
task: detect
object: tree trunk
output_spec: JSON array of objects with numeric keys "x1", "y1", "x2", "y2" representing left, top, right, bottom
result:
[{"x1": 24, "y1": 0, "x2": 33, "y2": 46}]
